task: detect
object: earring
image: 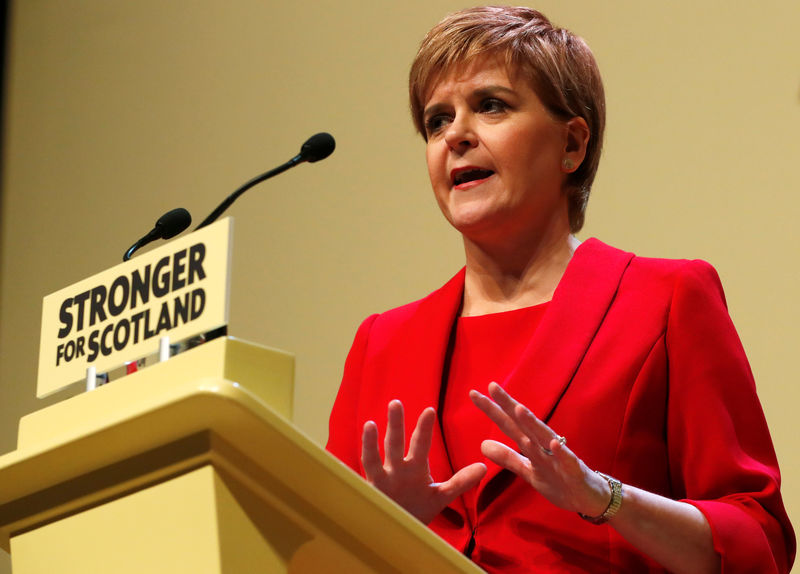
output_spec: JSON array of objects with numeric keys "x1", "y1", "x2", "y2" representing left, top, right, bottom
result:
[{"x1": 562, "y1": 158, "x2": 575, "y2": 171}]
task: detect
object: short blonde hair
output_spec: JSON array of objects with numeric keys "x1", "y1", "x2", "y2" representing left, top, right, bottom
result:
[{"x1": 409, "y1": 6, "x2": 605, "y2": 232}]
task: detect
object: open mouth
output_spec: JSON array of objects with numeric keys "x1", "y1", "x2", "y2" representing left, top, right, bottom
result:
[{"x1": 453, "y1": 168, "x2": 494, "y2": 186}]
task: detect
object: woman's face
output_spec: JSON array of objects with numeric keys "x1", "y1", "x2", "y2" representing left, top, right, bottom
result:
[{"x1": 423, "y1": 57, "x2": 576, "y2": 246}]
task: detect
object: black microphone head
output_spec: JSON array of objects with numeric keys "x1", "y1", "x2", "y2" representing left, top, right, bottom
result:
[
  {"x1": 155, "y1": 208, "x2": 192, "y2": 239},
  {"x1": 299, "y1": 132, "x2": 336, "y2": 163}
]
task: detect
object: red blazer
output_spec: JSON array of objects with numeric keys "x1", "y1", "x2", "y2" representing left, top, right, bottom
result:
[{"x1": 327, "y1": 239, "x2": 795, "y2": 573}]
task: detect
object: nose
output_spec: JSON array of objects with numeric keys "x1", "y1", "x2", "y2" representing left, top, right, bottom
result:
[{"x1": 443, "y1": 115, "x2": 477, "y2": 152}]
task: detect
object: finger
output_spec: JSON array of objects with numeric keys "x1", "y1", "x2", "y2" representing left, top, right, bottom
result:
[
  {"x1": 437, "y1": 462, "x2": 487, "y2": 501},
  {"x1": 469, "y1": 388, "x2": 527, "y2": 445},
  {"x1": 510, "y1": 404, "x2": 571, "y2": 464},
  {"x1": 384, "y1": 400, "x2": 406, "y2": 465},
  {"x1": 508, "y1": 405, "x2": 551, "y2": 455},
  {"x1": 547, "y1": 435, "x2": 572, "y2": 458},
  {"x1": 487, "y1": 382, "x2": 527, "y2": 419},
  {"x1": 469, "y1": 388, "x2": 506, "y2": 420},
  {"x1": 481, "y1": 439, "x2": 533, "y2": 478},
  {"x1": 488, "y1": 383, "x2": 554, "y2": 448},
  {"x1": 512, "y1": 403, "x2": 549, "y2": 438},
  {"x1": 407, "y1": 407, "x2": 436, "y2": 463},
  {"x1": 361, "y1": 421, "x2": 384, "y2": 481}
]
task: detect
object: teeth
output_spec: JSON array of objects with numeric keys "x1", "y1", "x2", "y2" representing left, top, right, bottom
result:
[{"x1": 454, "y1": 169, "x2": 493, "y2": 185}]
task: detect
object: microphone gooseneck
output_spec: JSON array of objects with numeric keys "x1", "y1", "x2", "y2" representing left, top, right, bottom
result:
[
  {"x1": 195, "y1": 132, "x2": 336, "y2": 230},
  {"x1": 123, "y1": 207, "x2": 192, "y2": 261}
]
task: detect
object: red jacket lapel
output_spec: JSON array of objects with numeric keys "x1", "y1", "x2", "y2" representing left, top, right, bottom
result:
[{"x1": 476, "y1": 239, "x2": 635, "y2": 490}]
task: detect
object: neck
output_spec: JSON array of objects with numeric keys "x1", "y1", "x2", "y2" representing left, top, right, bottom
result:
[{"x1": 461, "y1": 227, "x2": 579, "y2": 317}]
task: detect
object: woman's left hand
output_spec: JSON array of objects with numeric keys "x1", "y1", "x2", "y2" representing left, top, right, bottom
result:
[
  {"x1": 471, "y1": 383, "x2": 720, "y2": 574},
  {"x1": 470, "y1": 382, "x2": 610, "y2": 517}
]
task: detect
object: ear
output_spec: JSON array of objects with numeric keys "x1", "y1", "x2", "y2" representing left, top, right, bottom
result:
[{"x1": 561, "y1": 117, "x2": 590, "y2": 173}]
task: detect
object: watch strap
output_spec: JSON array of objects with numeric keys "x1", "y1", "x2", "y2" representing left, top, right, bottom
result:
[{"x1": 578, "y1": 471, "x2": 622, "y2": 525}]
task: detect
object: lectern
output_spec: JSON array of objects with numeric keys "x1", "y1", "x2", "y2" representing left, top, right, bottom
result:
[{"x1": 0, "y1": 337, "x2": 482, "y2": 573}]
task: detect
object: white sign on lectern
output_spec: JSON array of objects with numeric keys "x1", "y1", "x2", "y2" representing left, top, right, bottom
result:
[{"x1": 37, "y1": 218, "x2": 233, "y2": 397}]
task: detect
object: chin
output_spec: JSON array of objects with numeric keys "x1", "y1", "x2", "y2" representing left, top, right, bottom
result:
[
  {"x1": 443, "y1": 202, "x2": 506, "y2": 231},
  {"x1": 446, "y1": 215, "x2": 502, "y2": 240}
]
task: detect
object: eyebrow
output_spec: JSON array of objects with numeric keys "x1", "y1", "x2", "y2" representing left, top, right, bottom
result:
[{"x1": 423, "y1": 84, "x2": 517, "y2": 119}]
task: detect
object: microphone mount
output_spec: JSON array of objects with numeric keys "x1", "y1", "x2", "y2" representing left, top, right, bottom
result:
[{"x1": 123, "y1": 208, "x2": 192, "y2": 262}]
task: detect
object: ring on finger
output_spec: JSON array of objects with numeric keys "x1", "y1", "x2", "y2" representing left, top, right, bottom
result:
[{"x1": 540, "y1": 434, "x2": 567, "y2": 456}]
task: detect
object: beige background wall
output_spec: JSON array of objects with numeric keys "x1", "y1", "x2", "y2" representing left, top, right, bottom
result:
[{"x1": 1, "y1": 1, "x2": 797, "y2": 570}]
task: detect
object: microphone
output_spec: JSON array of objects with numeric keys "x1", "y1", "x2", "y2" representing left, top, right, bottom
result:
[
  {"x1": 299, "y1": 132, "x2": 336, "y2": 163},
  {"x1": 123, "y1": 207, "x2": 192, "y2": 261},
  {"x1": 195, "y1": 132, "x2": 335, "y2": 230}
]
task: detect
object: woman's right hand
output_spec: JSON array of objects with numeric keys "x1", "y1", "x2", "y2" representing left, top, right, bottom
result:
[{"x1": 361, "y1": 399, "x2": 487, "y2": 524}]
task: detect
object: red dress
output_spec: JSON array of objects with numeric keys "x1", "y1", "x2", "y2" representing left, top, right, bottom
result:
[
  {"x1": 442, "y1": 303, "x2": 549, "y2": 532},
  {"x1": 326, "y1": 239, "x2": 795, "y2": 573}
]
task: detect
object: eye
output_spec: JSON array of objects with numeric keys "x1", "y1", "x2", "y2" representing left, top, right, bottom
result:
[
  {"x1": 479, "y1": 98, "x2": 509, "y2": 114},
  {"x1": 424, "y1": 113, "x2": 452, "y2": 137}
]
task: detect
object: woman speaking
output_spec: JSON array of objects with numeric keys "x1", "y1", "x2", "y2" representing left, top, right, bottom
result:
[{"x1": 326, "y1": 6, "x2": 794, "y2": 573}]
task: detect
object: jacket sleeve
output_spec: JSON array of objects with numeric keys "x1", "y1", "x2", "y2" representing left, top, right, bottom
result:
[
  {"x1": 326, "y1": 313, "x2": 379, "y2": 474},
  {"x1": 665, "y1": 260, "x2": 795, "y2": 573}
]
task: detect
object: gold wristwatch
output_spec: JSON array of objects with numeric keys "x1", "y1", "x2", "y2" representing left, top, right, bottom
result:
[{"x1": 578, "y1": 471, "x2": 622, "y2": 525}]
